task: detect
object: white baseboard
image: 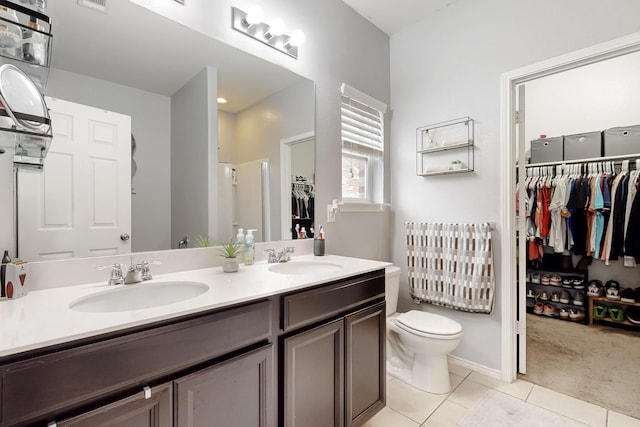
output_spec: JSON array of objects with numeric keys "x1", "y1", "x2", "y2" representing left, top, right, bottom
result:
[{"x1": 448, "y1": 354, "x2": 501, "y2": 380}]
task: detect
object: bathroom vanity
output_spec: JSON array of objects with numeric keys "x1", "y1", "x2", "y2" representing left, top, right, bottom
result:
[{"x1": 0, "y1": 255, "x2": 387, "y2": 427}]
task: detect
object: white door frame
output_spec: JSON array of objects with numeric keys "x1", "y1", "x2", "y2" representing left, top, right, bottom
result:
[
  {"x1": 280, "y1": 131, "x2": 315, "y2": 241},
  {"x1": 500, "y1": 31, "x2": 640, "y2": 382}
]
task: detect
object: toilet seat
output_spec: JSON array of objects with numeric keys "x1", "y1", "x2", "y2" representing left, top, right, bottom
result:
[{"x1": 395, "y1": 310, "x2": 463, "y2": 339}]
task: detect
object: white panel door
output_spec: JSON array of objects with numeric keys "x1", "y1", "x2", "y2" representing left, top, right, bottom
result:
[{"x1": 18, "y1": 98, "x2": 132, "y2": 260}]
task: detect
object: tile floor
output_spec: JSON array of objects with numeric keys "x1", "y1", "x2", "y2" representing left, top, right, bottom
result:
[{"x1": 364, "y1": 363, "x2": 640, "y2": 427}]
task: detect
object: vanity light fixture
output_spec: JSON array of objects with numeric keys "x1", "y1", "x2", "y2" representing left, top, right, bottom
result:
[{"x1": 232, "y1": 5, "x2": 305, "y2": 59}]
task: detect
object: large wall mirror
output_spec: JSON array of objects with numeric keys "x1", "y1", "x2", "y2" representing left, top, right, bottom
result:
[{"x1": 9, "y1": 1, "x2": 315, "y2": 261}]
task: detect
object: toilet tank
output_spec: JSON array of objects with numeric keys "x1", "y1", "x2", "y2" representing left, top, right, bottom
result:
[{"x1": 385, "y1": 266, "x2": 401, "y2": 315}]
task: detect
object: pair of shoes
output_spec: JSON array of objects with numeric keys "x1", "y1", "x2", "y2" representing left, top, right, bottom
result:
[
  {"x1": 531, "y1": 273, "x2": 541, "y2": 284},
  {"x1": 560, "y1": 289, "x2": 571, "y2": 304},
  {"x1": 533, "y1": 302, "x2": 544, "y2": 314},
  {"x1": 550, "y1": 275, "x2": 562, "y2": 286},
  {"x1": 526, "y1": 288, "x2": 536, "y2": 299},
  {"x1": 572, "y1": 278, "x2": 585, "y2": 290},
  {"x1": 543, "y1": 303, "x2": 559, "y2": 317},
  {"x1": 560, "y1": 307, "x2": 570, "y2": 319},
  {"x1": 608, "y1": 306, "x2": 625, "y2": 322},
  {"x1": 605, "y1": 280, "x2": 621, "y2": 301},
  {"x1": 550, "y1": 292, "x2": 560, "y2": 303},
  {"x1": 587, "y1": 280, "x2": 604, "y2": 297},
  {"x1": 593, "y1": 304, "x2": 608, "y2": 319},
  {"x1": 621, "y1": 288, "x2": 636, "y2": 303},
  {"x1": 538, "y1": 291, "x2": 549, "y2": 301},
  {"x1": 569, "y1": 309, "x2": 585, "y2": 321},
  {"x1": 541, "y1": 274, "x2": 551, "y2": 285},
  {"x1": 626, "y1": 306, "x2": 640, "y2": 324},
  {"x1": 573, "y1": 292, "x2": 584, "y2": 306}
]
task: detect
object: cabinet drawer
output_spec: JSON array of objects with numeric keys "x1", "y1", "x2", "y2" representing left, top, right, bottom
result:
[
  {"x1": 282, "y1": 270, "x2": 384, "y2": 331},
  {"x1": 0, "y1": 300, "x2": 271, "y2": 427}
]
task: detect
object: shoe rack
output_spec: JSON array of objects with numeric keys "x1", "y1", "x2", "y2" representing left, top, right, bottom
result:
[
  {"x1": 589, "y1": 296, "x2": 640, "y2": 328},
  {"x1": 526, "y1": 269, "x2": 589, "y2": 324}
]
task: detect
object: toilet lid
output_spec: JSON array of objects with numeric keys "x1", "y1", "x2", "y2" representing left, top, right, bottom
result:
[{"x1": 396, "y1": 310, "x2": 462, "y2": 336}]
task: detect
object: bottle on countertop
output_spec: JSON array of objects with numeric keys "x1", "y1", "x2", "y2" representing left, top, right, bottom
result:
[
  {"x1": 244, "y1": 229, "x2": 256, "y2": 265},
  {"x1": 300, "y1": 227, "x2": 306, "y2": 239},
  {"x1": 236, "y1": 228, "x2": 245, "y2": 246},
  {"x1": 1, "y1": 250, "x2": 11, "y2": 299}
]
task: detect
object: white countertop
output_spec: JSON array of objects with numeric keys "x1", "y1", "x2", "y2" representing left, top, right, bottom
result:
[{"x1": 0, "y1": 255, "x2": 390, "y2": 358}]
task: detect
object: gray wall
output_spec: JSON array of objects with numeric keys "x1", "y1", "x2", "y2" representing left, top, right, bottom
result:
[
  {"x1": 43, "y1": 68, "x2": 172, "y2": 253},
  {"x1": 171, "y1": 67, "x2": 218, "y2": 248},
  {"x1": 390, "y1": 0, "x2": 640, "y2": 370}
]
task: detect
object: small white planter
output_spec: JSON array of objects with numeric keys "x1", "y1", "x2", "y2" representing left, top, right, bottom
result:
[
  {"x1": 223, "y1": 258, "x2": 239, "y2": 273},
  {"x1": 451, "y1": 163, "x2": 463, "y2": 170}
]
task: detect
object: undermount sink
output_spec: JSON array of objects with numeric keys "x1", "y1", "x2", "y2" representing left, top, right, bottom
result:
[
  {"x1": 69, "y1": 281, "x2": 209, "y2": 313},
  {"x1": 268, "y1": 260, "x2": 343, "y2": 275}
]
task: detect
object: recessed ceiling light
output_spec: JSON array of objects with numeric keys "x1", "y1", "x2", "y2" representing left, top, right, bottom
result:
[{"x1": 217, "y1": 97, "x2": 228, "y2": 104}]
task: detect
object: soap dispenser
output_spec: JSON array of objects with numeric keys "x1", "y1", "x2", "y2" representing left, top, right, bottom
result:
[
  {"x1": 244, "y1": 229, "x2": 256, "y2": 265},
  {"x1": 236, "y1": 228, "x2": 245, "y2": 246}
]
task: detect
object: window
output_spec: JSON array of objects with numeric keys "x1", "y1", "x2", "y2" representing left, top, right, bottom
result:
[{"x1": 340, "y1": 84, "x2": 386, "y2": 203}]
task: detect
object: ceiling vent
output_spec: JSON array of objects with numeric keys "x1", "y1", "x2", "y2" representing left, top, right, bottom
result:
[{"x1": 77, "y1": 0, "x2": 107, "y2": 12}]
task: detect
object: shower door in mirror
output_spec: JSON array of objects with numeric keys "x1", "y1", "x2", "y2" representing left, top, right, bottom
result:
[{"x1": 17, "y1": 98, "x2": 132, "y2": 260}]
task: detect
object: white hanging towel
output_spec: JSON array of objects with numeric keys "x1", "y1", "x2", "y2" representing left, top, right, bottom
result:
[{"x1": 406, "y1": 222, "x2": 495, "y2": 314}]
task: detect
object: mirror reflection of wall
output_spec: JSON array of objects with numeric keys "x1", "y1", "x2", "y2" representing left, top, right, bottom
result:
[
  {"x1": 0, "y1": 1, "x2": 315, "y2": 260},
  {"x1": 217, "y1": 80, "x2": 315, "y2": 244}
]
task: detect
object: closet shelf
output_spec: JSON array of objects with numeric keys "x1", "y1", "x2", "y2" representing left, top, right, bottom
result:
[{"x1": 524, "y1": 152, "x2": 640, "y2": 168}]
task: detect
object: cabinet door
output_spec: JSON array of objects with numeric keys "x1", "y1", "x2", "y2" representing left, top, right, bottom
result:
[
  {"x1": 283, "y1": 319, "x2": 345, "y2": 427},
  {"x1": 57, "y1": 383, "x2": 171, "y2": 427},
  {"x1": 345, "y1": 303, "x2": 386, "y2": 427},
  {"x1": 175, "y1": 344, "x2": 274, "y2": 427}
]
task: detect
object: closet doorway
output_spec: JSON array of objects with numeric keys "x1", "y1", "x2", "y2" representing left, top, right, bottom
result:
[{"x1": 501, "y1": 32, "x2": 640, "y2": 419}]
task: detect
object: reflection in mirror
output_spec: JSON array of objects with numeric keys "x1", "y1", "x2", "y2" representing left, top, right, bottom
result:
[{"x1": 10, "y1": 1, "x2": 314, "y2": 260}]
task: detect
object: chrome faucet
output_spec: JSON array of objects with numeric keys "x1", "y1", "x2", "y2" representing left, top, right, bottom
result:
[
  {"x1": 125, "y1": 260, "x2": 161, "y2": 283},
  {"x1": 264, "y1": 247, "x2": 295, "y2": 263},
  {"x1": 96, "y1": 264, "x2": 125, "y2": 286}
]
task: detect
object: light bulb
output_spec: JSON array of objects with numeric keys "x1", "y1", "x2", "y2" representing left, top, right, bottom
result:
[
  {"x1": 289, "y1": 29, "x2": 305, "y2": 47},
  {"x1": 245, "y1": 4, "x2": 263, "y2": 25},
  {"x1": 269, "y1": 17, "x2": 285, "y2": 36}
]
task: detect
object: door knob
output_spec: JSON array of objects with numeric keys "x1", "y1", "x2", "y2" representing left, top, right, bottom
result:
[{"x1": 120, "y1": 233, "x2": 130, "y2": 241}]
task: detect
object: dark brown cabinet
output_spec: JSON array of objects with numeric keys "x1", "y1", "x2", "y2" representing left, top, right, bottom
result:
[
  {"x1": 283, "y1": 319, "x2": 345, "y2": 427},
  {"x1": 0, "y1": 269, "x2": 386, "y2": 427},
  {"x1": 281, "y1": 272, "x2": 386, "y2": 427},
  {"x1": 57, "y1": 383, "x2": 172, "y2": 427},
  {"x1": 175, "y1": 344, "x2": 275, "y2": 427},
  {"x1": 345, "y1": 303, "x2": 385, "y2": 427}
]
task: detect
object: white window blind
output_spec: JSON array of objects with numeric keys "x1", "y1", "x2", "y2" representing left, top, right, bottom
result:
[
  {"x1": 341, "y1": 95, "x2": 384, "y2": 153},
  {"x1": 340, "y1": 84, "x2": 386, "y2": 201}
]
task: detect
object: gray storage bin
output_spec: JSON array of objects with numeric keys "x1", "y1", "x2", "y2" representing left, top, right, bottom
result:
[
  {"x1": 564, "y1": 131, "x2": 601, "y2": 160},
  {"x1": 530, "y1": 136, "x2": 563, "y2": 164},
  {"x1": 603, "y1": 125, "x2": 640, "y2": 156}
]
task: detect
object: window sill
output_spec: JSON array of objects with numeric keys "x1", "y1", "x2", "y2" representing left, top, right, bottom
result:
[{"x1": 338, "y1": 201, "x2": 388, "y2": 213}]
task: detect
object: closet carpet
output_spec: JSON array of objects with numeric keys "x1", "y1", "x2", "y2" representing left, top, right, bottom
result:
[{"x1": 521, "y1": 313, "x2": 640, "y2": 420}]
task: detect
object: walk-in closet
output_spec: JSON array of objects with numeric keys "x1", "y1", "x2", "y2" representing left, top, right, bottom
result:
[{"x1": 514, "y1": 49, "x2": 640, "y2": 420}]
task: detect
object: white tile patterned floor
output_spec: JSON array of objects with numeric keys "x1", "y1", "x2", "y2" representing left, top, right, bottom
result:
[{"x1": 363, "y1": 364, "x2": 640, "y2": 427}]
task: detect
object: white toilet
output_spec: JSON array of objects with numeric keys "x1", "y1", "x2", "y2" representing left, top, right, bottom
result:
[{"x1": 385, "y1": 266, "x2": 463, "y2": 394}]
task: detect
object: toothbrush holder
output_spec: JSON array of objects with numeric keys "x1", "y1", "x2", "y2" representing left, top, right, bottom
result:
[{"x1": 314, "y1": 239, "x2": 325, "y2": 256}]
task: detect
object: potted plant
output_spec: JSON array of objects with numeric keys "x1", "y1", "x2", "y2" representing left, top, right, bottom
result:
[
  {"x1": 451, "y1": 160, "x2": 463, "y2": 170},
  {"x1": 194, "y1": 235, "x2": 214, "y2": 247},
  {"x1": 218, "y1": 240, "x2": 243, "y2": 273}
]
